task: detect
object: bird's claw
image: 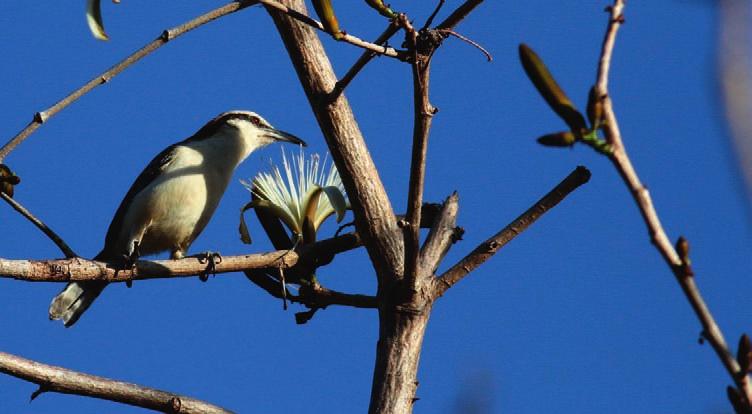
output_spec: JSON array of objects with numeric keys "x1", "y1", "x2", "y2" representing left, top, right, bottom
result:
[
  {"x1": 198, "y1": 251, "x2": 222, "y2": 282},
  {"x1": 122, "y1": 241, "x2": 141, "y2": 288}
]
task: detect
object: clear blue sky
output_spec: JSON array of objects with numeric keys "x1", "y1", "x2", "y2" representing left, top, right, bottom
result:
[{"x1": 1, "y1": 1, "x2": 750, "y2": 413}]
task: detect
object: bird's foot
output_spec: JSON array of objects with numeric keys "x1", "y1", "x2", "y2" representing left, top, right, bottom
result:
[
  {"x1": 197, "y1": 251, "x2": 222, "y2": 282},
  {"x1": 122, "y1": 241, "x2": 141, "y2": 288}
]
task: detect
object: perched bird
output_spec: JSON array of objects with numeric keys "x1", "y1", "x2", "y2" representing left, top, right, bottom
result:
[{"x1": 49, "y1": 110, "x2": 306, "y2": 327}]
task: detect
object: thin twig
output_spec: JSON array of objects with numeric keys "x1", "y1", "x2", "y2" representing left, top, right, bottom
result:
[
  {"x1": 331, "y1": 21, "x2": 401, "y2": 99},
  {"x1": 0, "y1": 0, "x2": 256, "y2": 162},
  {"x1": 0, "y1": 193, "x2": 77, "y2": 258},
  {"x1": 433, "y1": 166, "x2": 590, "y2": 298},
  {"x1": 0, "y1": 0, "x2": 402, "y2": 162},
  {"x1": 259, "y1": 0, "x2": 402, "y2": 58},
  {"x1": 244, "y1": 270, "x2": 377, "y2": 310},
  {"x1": 435, "y1": 0, "x2": 484, "y2": 31},
  {"x1": 594, "y1": 1, "x2": 752, "y2": 406},
  {"x1": 401, "y1": 15, "x2": 438, "y2": 292},
  {"x1": 437, "y1": 29, "x2": 492, "y2": 61},
  {"x1": 0, "y1": 351, "x2": 233, "y2": 413},
  {"x1": 423, "y1": 0, "x2": 446, "y2": 30}
]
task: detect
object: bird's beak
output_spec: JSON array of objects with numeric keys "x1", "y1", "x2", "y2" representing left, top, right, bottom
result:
[{"x1": 262, "y1": 127, "x2": 307, "y2": 147}]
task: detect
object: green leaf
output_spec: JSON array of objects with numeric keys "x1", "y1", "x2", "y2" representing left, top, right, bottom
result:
[
  {"x1": 518, "y1": 44, "x2": 587, "y2": 132},
  {"x1": 86, "y1": 0, "x2": 109, "y2": 41}
]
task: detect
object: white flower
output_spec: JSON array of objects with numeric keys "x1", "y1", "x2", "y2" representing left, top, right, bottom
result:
[{"x1": 242, "y1": 147, "x2": 348, "y2": 239}]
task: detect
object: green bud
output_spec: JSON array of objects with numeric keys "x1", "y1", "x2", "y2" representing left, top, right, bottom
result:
[
  {"x1": 587, "y1": 86, "x2": 605, "y2": 129},
  {"x1": 519, "y1": 44, "x2": 587, "y2": 132},
  {"x1": 365, "y1": 0, "x2": 397, "y2": 18},
  {"x1": 312, "y1": 0, "x2": 344, "y2": 40},
  {"x1": 537, "y1": 131, "x2": 576, "y2": 148}
]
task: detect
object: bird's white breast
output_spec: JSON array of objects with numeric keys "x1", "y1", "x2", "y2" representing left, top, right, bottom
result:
[{"x1": 119, "y1": 144, "x2": 236, "y2": 257}]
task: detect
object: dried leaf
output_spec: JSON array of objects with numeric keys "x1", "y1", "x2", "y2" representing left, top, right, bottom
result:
[{"x1": 0, "y1": 164, "x2": 19, "y2": 198}]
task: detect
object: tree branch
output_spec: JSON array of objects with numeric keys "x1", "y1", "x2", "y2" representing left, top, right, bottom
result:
[
  {"x1": 401, "y1": 16, "x2": 439, "y2": 292},
  {"x1": 419, "y1": 192, "x2": 461, "y2": 275},
  {"x1": 0, "y1": 193, "x2": 77, "y2": 258},
  {"x1": 259, "y1": 0, "x2": 402, "y2": 59},
  {"x1": 0, "y1": 0, "x2": 401, "y2": 163},
  {"x1": 265, "y1": 0, "x2": 405, "y2": 284},
  {"x1": 331, "y1": 21, "x2": 402, "y2": 99},
  {"x1": 0, "y1": 252, "x2": 296, "y2": 283},
  {"x1": 0, "y1": 0, "x2": 257, "y2": 162},
  {"x1": 0, "y1": 351, "x2": 233, "y2": 414},
  {"x1": 435, "y1": 0, "x2": 484, "y2": 31},
  {"x1": 433, "y1": 166, "x2": 590, "y2": 298},
  {"x1": 0, "y1": 232, "x2": 363, "y2": 283},
  {"x1": 594, "y1": 1, "x2": 752, "y2": 407}
]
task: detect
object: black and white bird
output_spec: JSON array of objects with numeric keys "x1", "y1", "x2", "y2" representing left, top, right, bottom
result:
[{"x1": 49, "y1": 110, "x2": 306, "y2": 327}]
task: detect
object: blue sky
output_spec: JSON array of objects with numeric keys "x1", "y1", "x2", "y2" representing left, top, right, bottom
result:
[{"x1": 1, "y1": 1, "x2": 750, "y2": 413}]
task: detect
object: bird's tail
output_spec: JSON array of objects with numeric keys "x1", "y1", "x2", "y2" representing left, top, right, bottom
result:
[
  {"x1": 49, "y1": 250, "x2": 109, "y2": 327},
  {"x1": 49, "y1": 281, "x2": 107, "y2": 327}
]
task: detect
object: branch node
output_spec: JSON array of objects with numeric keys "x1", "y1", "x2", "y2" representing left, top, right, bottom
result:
[
  {"x1": 161, "y1": 29, "x2": 174, "y2": 42},
  {"x1": 167, "y1": 396, "x2": 182, "y2": 413},
  {"x1": 29, "y1": 384, "x2": 48, "y2": 401},
  {"x1": 451, "y1": 226, "x2": 465, "y2": 243},
  {"x1": 33, "y1": 111, "x2": 48, "y2": 124}
]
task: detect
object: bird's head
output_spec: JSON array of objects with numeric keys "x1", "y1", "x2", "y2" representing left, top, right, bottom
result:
[
  {"x1": 189, "y1": 110, "x2": 306, "y2": 158},
  {"x1": 222, "y1": 110, "x2": 306, "y2": 148}
]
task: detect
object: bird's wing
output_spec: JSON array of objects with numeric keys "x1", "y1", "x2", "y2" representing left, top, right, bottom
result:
[{"x1": 97, "y1": 145, "x2": 178, "y2": 259}]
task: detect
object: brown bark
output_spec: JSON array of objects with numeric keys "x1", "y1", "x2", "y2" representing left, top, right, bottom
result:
[{"x1": 264, "y1": 0, "x2": 404, "y2": 284}]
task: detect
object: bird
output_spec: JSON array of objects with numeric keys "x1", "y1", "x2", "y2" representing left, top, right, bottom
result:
[{"x1": 49, "y1": 110, "x2": 306, "y2": 327}]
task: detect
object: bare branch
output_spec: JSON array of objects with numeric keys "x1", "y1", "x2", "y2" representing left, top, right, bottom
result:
[
  {"x1": 245, "y1": 269, "x2": 376, "y2": 311},
  {"x1": 0, "y1": 351, "x2": 233, "y2": 413},
  {"x1": 423, "y1": 0, "x2": 446, "y2": 30},
  {"x1": 593, "y1": 1, "x2": 752, "y2": 405},
  {"x1": 0, "y1": 0, "x2": 257, "y2": 162},
  {"x1": 331, "y1": 21, "x2": 401, "y2": 99},
  {"x1": 0, "y1": 251, "x2": 297, "y2": 283},
  {"x1": 419, "y1": 192, "x2": 461, "y2": 275},
  {"x1": 402, "y1": 15, "x2": 440, "y2": 291},
  {"x1": 0, "y1": 0, "x2": 402, "y2": 163},
  {"x1": 433, "y1": 166, "x2": 591, "y2": 298},
  {"x1": 259, "y1": 0, "x2": 402, "y2": 59},
  {"x1": 266, "y1": 0, "x2": 405, "y2": 283},
  {"x1": 436, "y1": 0, "x2": 484, "y2": 31},
  {"x1": 0, "y1": 193, "x2": 77, "y2": 258},
  {"x1": 297, "y1": 283, "x2": 377, "y2": 309}
]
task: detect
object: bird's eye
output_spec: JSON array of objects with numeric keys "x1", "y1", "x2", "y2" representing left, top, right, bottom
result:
[{"x1": 250, "y1": 116, "x2": 261, "y2": 126}]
